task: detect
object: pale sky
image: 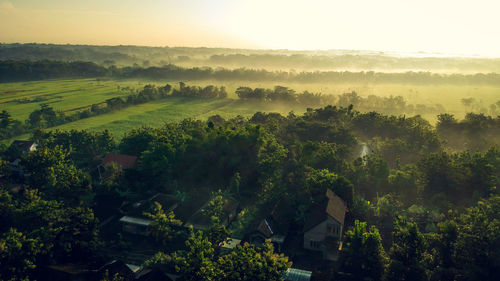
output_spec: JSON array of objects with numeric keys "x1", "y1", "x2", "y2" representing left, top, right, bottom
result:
[{"x1": 1, "y1": 0, "x2": 500, "y2": 57}]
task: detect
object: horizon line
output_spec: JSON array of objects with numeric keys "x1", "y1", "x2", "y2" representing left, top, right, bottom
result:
[{"x1": 1, "y1": 41, "x2": 498, "y2": 60}]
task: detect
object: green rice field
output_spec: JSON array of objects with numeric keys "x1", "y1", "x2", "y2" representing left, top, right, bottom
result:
[{"x1": 1, "y1": 78, "x2": 500, "y2": 142}]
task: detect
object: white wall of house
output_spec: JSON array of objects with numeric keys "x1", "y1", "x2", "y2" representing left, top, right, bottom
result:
[{"x1": 303, "y1": 216, "x2": 342, "y2": 251}]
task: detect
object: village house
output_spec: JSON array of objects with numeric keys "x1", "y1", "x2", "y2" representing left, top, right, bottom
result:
[
  {"x1": 7, "y1": 140, "x2": 37, "y2": 177},
  {"x1": 220, "y1": 238, "x2": 242, "y2": 253},
  {"x1": 135, "y1": 268, "x2": 177, "y2": 281},
  {"x1": 98, "y1": 153, "x2": 138, "y2": 181},
  {"x1": 119, "y1": 193, "x2": 181, "y2": 235},
  {"x1": 248, "y1": 199, "x2": 293, "y2": 252},
  {"x1": 95, "y1": 260, "x2": 137, "y2": 281},
  {"x1": 10, "y1": 140, "x2": 38, "y2": 153},
  {"x1": 184, "y1": 195, "x2": 239, "y2": 230},
  {"x1": 39, "y1": 260, "x2": 137, "y2": 281},
  {"x1": 303, "y1": 189, "x2": 347, "y2": 261},
  {"x1": 101, "y1": 153, "x2": 138, "y2": 169},
  {"x1": 284, "y1": 268, "x2": 313, "y2": 281}
]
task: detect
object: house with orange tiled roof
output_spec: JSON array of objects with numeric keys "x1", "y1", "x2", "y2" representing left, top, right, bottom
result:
[
  {"x1": 98, "y1": 153, "x2": 138, "y2": 181},
  {"x1": 303, "y1": 188, "x2": 347, "y2": 261},
  {"x1": 102, "y1": 153, "x2": 138, "y2": 169}
]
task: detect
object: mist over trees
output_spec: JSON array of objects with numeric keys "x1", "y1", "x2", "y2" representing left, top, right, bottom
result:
[
  {"x1": 3, "y1": 60, "x2": 500, "y2": 85},
  {"x1": 2, "y1": 43, "x2": 500, "y2": 73}
]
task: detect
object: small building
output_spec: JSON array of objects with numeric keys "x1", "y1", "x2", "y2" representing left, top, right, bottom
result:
[
  {"x1": 119, "y1": 216, "x2": 153, "y2": 235},
  {"x1": 135, "y1": 267, "x2": 179, "y2": 281},
  {"x1": 220, "y1": 238, "x2": 242, "y2": 253},
  {"x1": 249, "y1": 200, "x2": 293, "y2": 252},
  {"x1": 102, "y1": 153, "x2": 138, "y2": 169},
  {"x1": 284, "y1": 268, "x2": 313, "y2": 281},
  {"x1": 10, "y1": 140, "x2": 37, "y2": 153},
  {"x1": 119, "y1": 193, "x2": 181, "y2": 236},
  {"x1": 95, "y1": 260, "x2": 136, "y2": 281},
  {"x1": 39, "y1": 260, "x2": 138, "y2": 281},
  {"x1": 7, "y1": 140, "x2": 37, "y2": 177},
  {"x1": 184, "y1": 196, "x2": 239, "y2": 230},
  {"x1": 98, "y1": 153, "x2": 138, "y2": 182},
  {"x1": 303, "y1": 189, "x2": 347, "y2": 261},
  {"x1": 136, "y1": 268, "x2": 176, "y2": 281},
  {"x1": 40, "y1": 264, "x2": 94, "y2": 281}
]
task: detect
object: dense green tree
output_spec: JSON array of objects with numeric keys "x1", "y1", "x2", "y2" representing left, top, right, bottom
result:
[
  {"x1": 426, "y1": 197, "x2": 500, "y2": 281},
  {"x1": 14, "y1": 189, "x2": 100, "y2": 261},
  {"x1": 143, "y1": 251, "x2": 174, "y2": 271},
  {"x1": 201, "y1": 192, "x2": 225, "y2": 220},
  {"x1": 22, "y1": 146, "x2": 91, "y2": 204},
  {"x1": 304, "y1": 168, "x2": 354, "y2": 207},
  {"x1": 387, "y1": 166, "x2": 418, "y2": 204},
  {"x1": 0, "y1": 188, "x2": 100, "y2": 279},
  {"x1": 36, "y1": 129, "x2": 116, "y2": 167},
  {"x1": 0, "y1": 110, "x2": 12, "y2": 129},
  {"x1": 299, "y1": 141, "x2": 349, "y2": 174},
  {"x1": 452, "y1": 197, "x2": 500, "y2": 281},
  {"x1": 350, "y1": 196, "x2": 374, "y2": 223},
  {"x1": 204, "y1": 216, "x2": 230, "y2": 247},
  {"x1": 27, "y1": 104, "x2": 59, "y2": 128},
  {"x1": 214, "y1": 241, "x2": 291, "y2": 281},
  {"x1": 417, "y1": 152, "x2": 461, "y2": 206},
  {"x1": 143, "y1": 202, "x2": 182, "y2": 244},
  {"x1": 426, "y1": 220, "x2": 459, "y2": 281},
  {"x1": 385, "y1": 219, "x2": 427, "y2": 281},
  {"x1": 0, "y1": 228, "x2": 40, "y2": 281},
  {"x1": 172, "y1": 230, "x2": 216, "y2": 281},
  {"x1": 145, "y1": 230, "x2": 289, "y2": 281},
  {"x1": 436, "y1": 112, "x2": 500, "y2": 151},
  {"x1": 341, "y1": 220, "x2": 387, "y2": 281}
]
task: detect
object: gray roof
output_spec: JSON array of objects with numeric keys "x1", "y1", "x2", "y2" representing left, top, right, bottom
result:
[
  {"x1": 11, "y1": 140, "x2": 36, "y2": 152},
  {"x1": 221, "y1": 238, "x2": 241, "y2": 249},
  {"x1": 119, "y1": 216, "x2": 153, "y2": 226},
  {"x1": 284, "y1": 268, "x2": 312, "y2": 281}
]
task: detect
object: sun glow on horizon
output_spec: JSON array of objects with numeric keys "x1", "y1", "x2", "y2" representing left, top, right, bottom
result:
[{"x1": 1, "y1": 0, "x2": 500, "y2": 57}]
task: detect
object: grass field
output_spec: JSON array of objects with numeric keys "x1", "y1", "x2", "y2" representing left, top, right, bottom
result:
[
  {"x1": 1, "y1": 78, "x2": 500, "y2": 142},
  {"x1": 49, "y1": 97, "x2": 307, "y2": 138}
]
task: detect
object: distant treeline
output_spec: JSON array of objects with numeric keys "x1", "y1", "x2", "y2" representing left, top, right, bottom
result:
[
  {"x1": 236, "y1": 86, "x2": 334, "y2": 105},
  {"x1": 0, "y1": 60, "x2": 107, "y2": 81},
  {"x1": 208, "y1": 53, "x2": 500, "y2": 72},
  {"x1": 237, "y1": 86, "x2": 445, "y2": 115},
  {"x1": 2, "y1": 60, "x2": 500, "y2": 84},
  {"x1": 3, "y1": 43, "x2": 500, "y2": 73},
  {"x1": 437, "y1": 113, "x2": 500, "y2": 151}
]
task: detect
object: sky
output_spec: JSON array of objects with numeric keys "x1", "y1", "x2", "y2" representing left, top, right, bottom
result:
[{"x1": 1, "y1": 0, "x2": 500, "y2": 57}]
